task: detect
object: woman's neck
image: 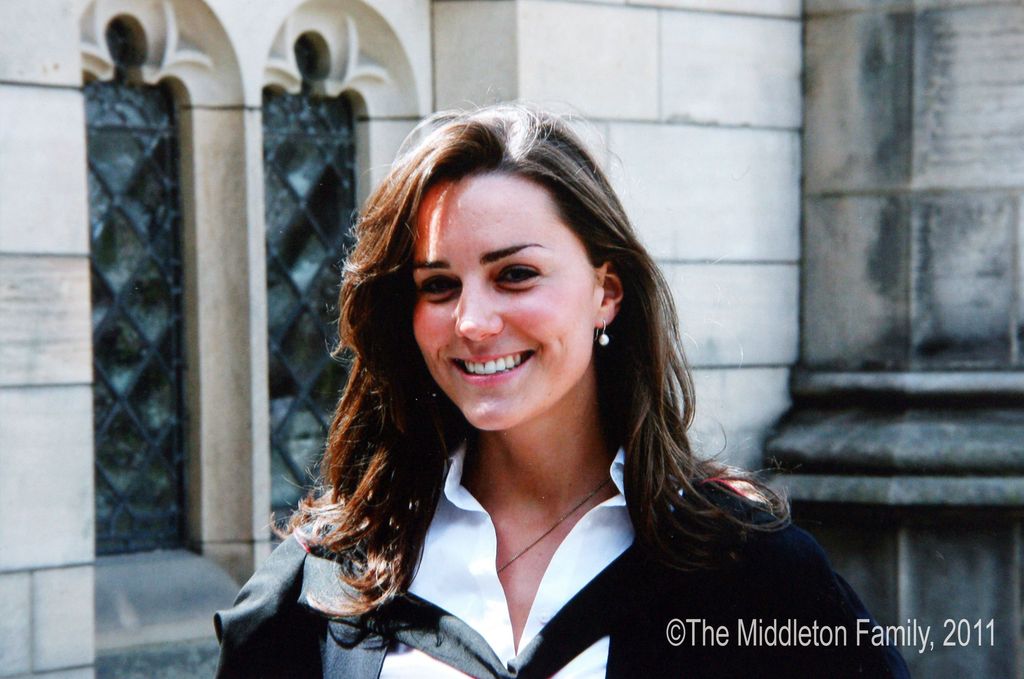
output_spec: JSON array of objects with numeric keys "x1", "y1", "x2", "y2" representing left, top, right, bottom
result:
[{"x1": 463, "y1": 401, "x2": 615, "y2": 515}]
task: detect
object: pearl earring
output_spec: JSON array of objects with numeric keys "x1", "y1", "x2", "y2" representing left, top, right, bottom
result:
[{"x1": 597, "y1": 320, "x2": 610, "y2": 346}]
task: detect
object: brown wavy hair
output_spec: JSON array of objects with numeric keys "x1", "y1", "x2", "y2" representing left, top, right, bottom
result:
[{"x1": 291, "y1": 104, "x2": 788, "y2": 614}]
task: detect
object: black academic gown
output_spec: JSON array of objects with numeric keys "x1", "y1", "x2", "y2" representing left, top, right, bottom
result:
[{"x1": 215, "y1": 509, "x2": 910, "y2": 678}]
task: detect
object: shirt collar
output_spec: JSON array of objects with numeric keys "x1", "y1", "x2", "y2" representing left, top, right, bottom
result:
[{"x1": 443, "y1": 443, "x2": 628, "y2": 513}]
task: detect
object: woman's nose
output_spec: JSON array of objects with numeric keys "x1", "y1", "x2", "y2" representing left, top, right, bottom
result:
[{"x1": 455, "y1": 287, "x2": 502, "y2": 341}]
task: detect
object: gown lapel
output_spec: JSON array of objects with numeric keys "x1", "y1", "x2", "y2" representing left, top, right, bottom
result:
[{"x1": 300, "y1": 542, "x2": 654, "y2": 679}]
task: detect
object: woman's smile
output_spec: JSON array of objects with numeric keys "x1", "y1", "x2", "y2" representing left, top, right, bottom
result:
[{"x1": 453, "y1": 350, "x2": 534, "y2": 377}]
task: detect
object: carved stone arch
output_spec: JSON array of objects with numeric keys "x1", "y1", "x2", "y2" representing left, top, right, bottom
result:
[
  {"x1": 80, "y1": 0, "x2": 243, "y2": 106},
  {"x1": 264, "y1": 0, "x2": 419, "y2": 117}
]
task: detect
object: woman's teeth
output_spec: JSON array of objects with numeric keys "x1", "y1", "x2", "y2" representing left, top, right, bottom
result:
[{"x1": 461, "y1": 352, "x2": 527, "y2": 375}]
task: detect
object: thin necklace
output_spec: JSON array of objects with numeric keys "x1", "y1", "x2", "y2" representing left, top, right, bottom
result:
[{"x1": 496, "y1": 476, "x2": 612, "y2": 574}]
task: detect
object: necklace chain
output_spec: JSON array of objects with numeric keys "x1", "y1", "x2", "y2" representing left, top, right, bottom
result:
[{"x1": 496, "y1": 476, "x2": 612, "y2": 574}]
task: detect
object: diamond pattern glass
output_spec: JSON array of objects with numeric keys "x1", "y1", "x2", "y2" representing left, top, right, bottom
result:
[
  {"x1": 263, "y1": 89, "x2": 355, "y2": 521},
  {"x1": 86, "y1": 42, "x2": 186, "y2": 555}
]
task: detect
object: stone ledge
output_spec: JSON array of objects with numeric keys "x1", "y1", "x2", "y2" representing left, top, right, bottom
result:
[
  {"x1": 95, "y1": 550, "x2": 238, "y2": 652},
  {"x1": 97, "y1": 638, "x2": 219, "y2": 679},
  {"x1": 792, "y1": 370, "x2": 1024, "y2": 402},
  {"x1": 767, "y1": 407, "x2": 1024, "y2": 474},
  {"x1": 771, "y1": 474, "x2": 1024, "y2": 506}
]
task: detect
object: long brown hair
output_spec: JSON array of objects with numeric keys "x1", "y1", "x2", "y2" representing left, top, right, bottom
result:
[{"x1": 292, "y1": 104, "x2": 788, "y2": 613}]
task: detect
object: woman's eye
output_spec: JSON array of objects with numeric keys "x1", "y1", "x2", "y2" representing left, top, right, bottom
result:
[
  {"x1": 417, "y1": 277, "x2": 458, "y2": 296},
  {"x1": 499, "y1": 266, "x2": 538, "y2": 284}
]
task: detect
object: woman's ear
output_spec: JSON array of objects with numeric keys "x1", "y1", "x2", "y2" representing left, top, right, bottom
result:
[{"x1": 595, "y1": 262, "x2": 624, "y2": 325}]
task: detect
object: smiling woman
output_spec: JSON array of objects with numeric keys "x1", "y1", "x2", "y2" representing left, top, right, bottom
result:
[{"x1": 214, "y1": 105, "x2": 910, "y2": 678}]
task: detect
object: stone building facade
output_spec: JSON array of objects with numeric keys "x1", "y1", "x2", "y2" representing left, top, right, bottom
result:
[
  {"x1": 5, "y1": 1, "x2": 1016, "y2": 678},
  {"x1": 768, "y1": 2, "x2": 1024, "y2": 677}
]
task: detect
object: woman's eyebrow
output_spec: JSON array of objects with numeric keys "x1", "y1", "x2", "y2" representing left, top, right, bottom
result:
[
  {"x1": 480, "y1": 243, "x2": 543, "y2": 264},
  {"x1": 413, "y1": 243, "x2": 545, "y2": 269}
]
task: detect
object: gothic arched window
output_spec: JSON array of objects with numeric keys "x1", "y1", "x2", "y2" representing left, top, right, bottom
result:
[
  {"x1": 86, "y1": 18, "x2": 187, "y2": 554},
  {"x1": 263, "y1": 34, "x2": 356, "y2": 520}
]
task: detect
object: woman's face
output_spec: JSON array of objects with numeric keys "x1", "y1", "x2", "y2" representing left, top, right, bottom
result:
[{"x1": 411, "y1": 172, "x2": 621, "y2": 435}]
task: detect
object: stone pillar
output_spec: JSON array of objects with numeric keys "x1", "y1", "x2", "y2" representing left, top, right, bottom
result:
[
  {"x1": 769, "y1": 3, "x2": 1024, "y2": 676},
  {"x1": 432, "y1": 0, "x2": 803, "y2": 470},
  {"x1": 179, "y1": 106, "x2": 273, "y2": 584},
  {"x1": 0, "y1": 2, "x2": 96, "y2": 677}
]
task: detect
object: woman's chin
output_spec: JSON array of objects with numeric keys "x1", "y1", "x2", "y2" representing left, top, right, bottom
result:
[{"x1": 459, "y1": 405, "x2": 525, "y2": 433}]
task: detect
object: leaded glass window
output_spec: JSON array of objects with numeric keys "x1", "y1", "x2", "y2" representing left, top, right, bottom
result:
[
  {"x1": 86, "y1": 19, "x2": 187, "y2": 555},
  {"x1": 263, "y1": 40, "x2": 356, "y2": 520}
]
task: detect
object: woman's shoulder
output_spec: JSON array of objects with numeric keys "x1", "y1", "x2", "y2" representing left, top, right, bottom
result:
[
  {"x1": 689, "y1": 480, "x2": 839, "y2": 590},
  {"x1": 214, "y1": 535, "x2": 328, "y2": 678},
  {"x1": 218, "y1": 537, "x2": 309, "y2": 620}
]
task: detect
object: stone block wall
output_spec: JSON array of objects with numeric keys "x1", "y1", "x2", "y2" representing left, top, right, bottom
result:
[
  {"x1": 433, "y1": 0, "x2": 803, "y2": 471},
  {"x1": 804, "y1": 1, "x2": 1024, "y2": 370},
  {"x1": 0, "y1": 1, "x2": 96, "y2": 676}
]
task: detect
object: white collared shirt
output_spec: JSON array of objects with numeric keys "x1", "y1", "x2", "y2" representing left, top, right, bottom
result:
[{"x1": 379, "y1": 445, "x2": 635, "y2": 678}]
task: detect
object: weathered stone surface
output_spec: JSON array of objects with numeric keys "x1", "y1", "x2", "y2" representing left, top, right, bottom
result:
[
  {"x1": 805, "y1": 12, "x2": 913, "y2": 192},
  {"x1": 0, "y1": 386, "x2": 94, "y2": 572},
  {"x1": 690, "y1": 367, "x2": 790, "y2": 471},
  {"x1": 901, "y1": 523, "x2": 1020, "y2": 677},
  {"x1": 808, "y1": 0, "x2": 992, "y2": 11},
  {"x1": 805, "y1": 0, "x2": 912, "y2": 13},
  {"x1": 636, "y1": 0, "x2": 799, "y2": 15},
  {"x1": 795, "y1": 18, "x2": 1024, "y2": 673},
  {"x1": 661, "y1": 11, "x2": 801, "y2": 128},
  {"x1": 0, "y1": 0, "x2": 80, "y2": 86},
  {"x1": 665, "y1": 262, "x2": 799, "y2": 367},
  {"x1": 608, "y1": 122, "x2": 799, "y2": 261},
  {"x1": 802, "y1": 196, "x2": 911, "y2": 369},
  {"x1": 917, "y1": 0, "x2": 997, "y2": 6},
  {"x1": 1019, "y1": 196, "x2": 1024, "y2": 362},
  {"x1": 769, "y1": 408, "x2": 1024, "y2": 474},
  {"x1": 774, "y1": 474, "x2": 1024, "y2": 506},
  {"x1": 10, "y1": 670, "x2": 95, "y2": 679},
  {"x1": 432, "y1": 1, "x2": 518, "y2": 109},
  {"x1": 911, "y1": 193, "x2": 1014, "y2": 367},
  {"x1": 518, "y1": 1, "x2": 659, "y2": 120},
  {"x1": 0, "y1": 572, "x2": 31, "y2": 677},
  {"x1": 791, "y1": 369, "x2": 1024, "y2": 402},
  {"x1": 353, "y1": 0, "x2": 433, "y2": 116},
  {"x1": 566, "y1": 117, "x2": 611, "y2": 171},
  {"x1": 355, "y1": 118, "x2": 418, "y2": 202},
  {"x1": 33, "y1": 566, "x2": 95, "y2": 671},
  {"x1": 178, "y1": 108, "x2": 267, "y2": 561},
  {"x1": 0, "y1": 85, "x2": 89, "y2": 255},
  {"x1": 97, "y1": 639, "x2": 218, "y2": 679},
  {"x1": 0, "y1": 256, "x2": 91, "y2": 387},
  {"x1": 914, "y1": 6, "x2": 1024, "y2": 188},
  {"x1": 917, "y1": 0, "x2": 1000, "y2": 8}
]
